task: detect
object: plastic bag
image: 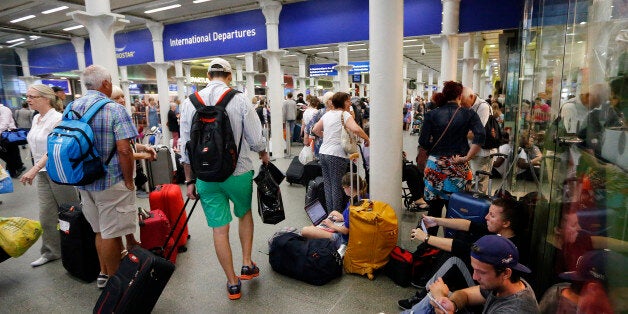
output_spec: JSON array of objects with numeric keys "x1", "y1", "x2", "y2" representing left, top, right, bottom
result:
[
  {"x1": 299, "y1": 145, "x2": 314, "y2": 164},
  {"x1": 0, "y1": 168, "x2": 13, "y2": 194},
  {"x1": 254, "y1": 163, "x2": 285, "y2": 224},
  {"x1": 0, "y1": 217, "x2": 43, "y2": 257}
]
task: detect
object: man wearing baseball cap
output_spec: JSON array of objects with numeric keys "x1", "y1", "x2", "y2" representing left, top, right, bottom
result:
[
  {"x1": 179, "y1": 57, "x2": 269, "y2": 300},
  {"x1": 429, "y1": 235, "x2": 539, "y2": 313}
]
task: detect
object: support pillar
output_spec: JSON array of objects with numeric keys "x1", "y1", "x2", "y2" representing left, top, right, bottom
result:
[
  {"x1": 118, "y1": 66, "x2": 132, "y2": 113},
  {"x1": 297, "y1": 54, "x2": 308, "y2": 96},
  {"x1": 472, "y1": 34, "x2": 483, "y2": 92},
  {"x1": 184, "y1": 64, "x2": 193, "y2": 95},
  {"x1": 244, "y1": 53, "x2": 258, "y2": 101},
  {"x1": 70, "y1": 37, "x2": 87, "y2": 95},
  {"x1": 416, "y1": 67, "x2": 424, "y2": 98},
  {"x1": 174, "y1": 60, "x2": 186, "y2": 103},
  {"x1": 369, "y1": 0, "x2": 403, "y2": 218},
  {"x1": 309, "y1": 77, "x2": 317, "y2": 97},
  {"x1": 587, "y1": 0, "x2": 613, "y2": 85},
  {"x1": 334, "y1": 43, "x2": 352, "y2": 93},
  {"x1": 15, "y1": 48, "x2": 38, "y2": 86},
  {"x1": 431, "y1": 0, "x2": 461, "y2": 85},
  {"x1": 260, "y1": 0, "x2": 287, "y2": 158},
  {"x1": 68, "y1": 0, "x2": 128, "y2": 86},
  {"x1": 403, "y1": 61, "x2": 410, "y2": 102},
  {"x1": 427, "y1": 71, "x2": 435, "y2": 99},
  {"x1": 461, "y1": 34, "x2": 479, "y2": 88},
  {"x1": 235, "y1": 60, "x2": 245, "y2": 92},
  {"x1": 146, "y1": 21, "x2": 172, "y2": 145}
]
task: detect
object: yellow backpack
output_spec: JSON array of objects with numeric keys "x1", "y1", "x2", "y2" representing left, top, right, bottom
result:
[{"x1": 344, "y1": 199, "x2": 398, "y2": 279}]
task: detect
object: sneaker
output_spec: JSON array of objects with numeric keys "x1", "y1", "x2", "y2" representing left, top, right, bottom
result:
[
  {"x1": 30, "y1": 256, "x2": 51, "y2": 267},
  {"x1": 227, "y1": 279, "x2": 241, "y2": 300},
  {"x1": 97, "y1": 273, "x2": 109, "y2": 289},
  {"x1": 240, "y1": 262, "x2": 259, "y2": 280},
  {"x1": 397, "y1": 288, "x2": 427, "y2": 310}
]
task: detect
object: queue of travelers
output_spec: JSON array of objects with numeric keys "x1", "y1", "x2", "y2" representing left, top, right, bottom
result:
[{"x1": 3, "y1": 57, "x2": 625, "y2": 313}]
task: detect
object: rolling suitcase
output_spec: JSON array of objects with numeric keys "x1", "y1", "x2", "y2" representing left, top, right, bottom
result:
[
  {"x1": 445, "y1": 171, "x2": 492, "y2": 238},
  {"x1": 139, "y1": 209, "x2": 177, "y2": 264},
  {"x1": 302, "y1": 160, "x2": 322, "y2": 186},
  {"x1": 305, "y1": 176, "x2": 327, "y2": 213},
  {"x1": 145, "y1": 146, "x2": 175, "y2": 191},
  {"x1": 286, "y1": 156, "x2": 304, "y2": 185},
  {"x1": 58, "y1": 203, "x2": 100, "y2": 282},
  {"x1": 149, "y1": 184, "x2": 188, "y2": 250},
  {"x1": 94, "y1": 199, "x2": 199, "y2": 314}
]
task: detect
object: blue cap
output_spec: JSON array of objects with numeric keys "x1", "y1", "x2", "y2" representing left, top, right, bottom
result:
[{"x1": 471, "y1": 235, "x2": 531, "y2": 273}]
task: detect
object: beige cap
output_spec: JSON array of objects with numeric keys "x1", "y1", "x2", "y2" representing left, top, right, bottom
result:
[{"x1": 207, "y1": 58, "x2": 232, "y2": 73}]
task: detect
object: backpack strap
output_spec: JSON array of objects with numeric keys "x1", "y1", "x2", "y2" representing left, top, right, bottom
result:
[
  {"x1": 215, "y1": 89, "x2": 244, "y2": 159},
  {"x1": 189, "y1": 91, "x2": 205, "y2": 110}
]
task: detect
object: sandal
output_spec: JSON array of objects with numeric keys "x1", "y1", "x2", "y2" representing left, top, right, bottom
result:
[{"x1": 408, "y1": 202, "x2": 430, "y2": 212}]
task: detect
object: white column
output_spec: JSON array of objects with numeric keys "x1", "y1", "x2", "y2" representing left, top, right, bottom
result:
[
  {"x1": 370, "y1": 0, "x2": 403, "y2": 218},
  {"x1": 260, "y1": 0, "x2": 287, "y2": 158},
  {"x1": 309, "y1": 77, "x2": 317, "y2": 97},
  {"x1": 146, "y1": 21, "x2": 172, "y2": 145},
  {"x1": 416, "y1": 67, "x2": 424, "y2": 97},
  {"x1": 235, "y1": 60, "x2": 245, "y2": 92},
  {"x1": 174, "y1": 60, "x2": 186, "y2": 103},
  {"x1": 70, "y1": 37, "x2": 87, "y2": 94},
  {"x1": 118, "y1": 66, "x2": 132, "y2": 114},
  {"x1": 68, "y1": 1, "x2": 128, "y2": 86},
  {"x1": 184, "y1": 64, "x2": 193, "y2": 95},
  {"x1": 334, "y1": 43, "x2": 352, "y2": 93},
  {"x1": 431, "y1": 0, "x2": 461, "y2": 84},
  {"x1": 297, "y1": 54, "x2": 308, "y2": 97},
  {"x1": 403, "y1": 61, "x2": 410, "y2": 102},
  {"x1": 15, "y1": 48, "x2": 38, "y2": 86},
  {"x1": 472, "y1": 34, "x2": 483, "y2": 92},
  {"x1": 427, "y1": 70, "x2": 435, "y2": 99},
  {"x1": 244, "y1": 53, "x2": 257, "y2": 101},
  {"x1": 461, "y1": 34, "x2": 478, "y2": 88}
]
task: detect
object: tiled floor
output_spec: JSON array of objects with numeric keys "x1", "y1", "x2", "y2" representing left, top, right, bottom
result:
[{"x1": 0, "y1": 132, "x2": 431, "y2": 313}]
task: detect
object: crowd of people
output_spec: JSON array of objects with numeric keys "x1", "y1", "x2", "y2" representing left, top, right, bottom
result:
[{"x1": 0, "y1": 54, "x2": 625, "y2": 312}]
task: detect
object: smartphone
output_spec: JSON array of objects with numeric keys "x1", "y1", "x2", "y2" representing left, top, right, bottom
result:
[
  {"x1": 421, "y1": 220, "x2": 428, "y2": 234},
  {"x1": 427, "y1": 292, "x2": 448, "y2": 313}
]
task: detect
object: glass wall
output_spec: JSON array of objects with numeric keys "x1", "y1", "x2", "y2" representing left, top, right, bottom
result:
[{"x1": 512, "y1": 0, "x2": 627, "y2": 311}]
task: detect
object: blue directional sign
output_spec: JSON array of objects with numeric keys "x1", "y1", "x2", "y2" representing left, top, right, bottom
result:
[{"x1": 309, "y1": 63, "x2": 337, "y2": 77}]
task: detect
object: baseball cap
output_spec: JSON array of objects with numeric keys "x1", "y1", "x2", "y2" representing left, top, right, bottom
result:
[
  {"x1": 471, "y1": 235, "x2": 531, "y2": 273},
  {"x1": 207, "y1": 58, "x2": 232, "y2": 73},
  {"x1": 559, "y1": 250, "x2": 624, "y2": 283}
]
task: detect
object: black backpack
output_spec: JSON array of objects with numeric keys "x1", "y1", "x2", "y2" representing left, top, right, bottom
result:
[
  {"x1": 476, "y1": 103, "x2": 503, "y2": 149},
  {"x1": 269, "y1": 232, "x2": 342, "y2": 286},
  {"x1": 187, "y1": 89, "x2": 242, "y2": 182}
]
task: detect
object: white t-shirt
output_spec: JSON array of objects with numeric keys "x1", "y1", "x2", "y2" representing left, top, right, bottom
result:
[
  {"x1": 319, "y1": 110, "x2": 352, "y2": 158},
  {"x1": 27, "y1": 109, "x2": 62, "y2": 172},
  {"x1": 493, "y1": 143, "x2": 512, "y2": 177}
]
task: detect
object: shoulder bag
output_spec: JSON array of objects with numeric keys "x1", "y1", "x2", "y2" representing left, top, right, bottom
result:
[{"x1": 340, "y1": 112, "x2": 359, "y2": 155}]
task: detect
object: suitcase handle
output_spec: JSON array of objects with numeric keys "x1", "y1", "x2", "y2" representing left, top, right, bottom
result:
[{"x1": 162, "y1": 197, "x2": 199, "y2": 260}]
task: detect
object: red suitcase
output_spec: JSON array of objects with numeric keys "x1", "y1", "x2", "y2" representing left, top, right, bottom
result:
[
  {"x1": 149, "y1": 184, "x2": 189, "y2": 249},
  {"x1": 139, "y1": 210, "x2": 178, "y2": 264}
]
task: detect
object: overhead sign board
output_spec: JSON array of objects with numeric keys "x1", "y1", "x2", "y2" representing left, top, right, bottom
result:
[{"x1": 309, "y1": 63, "x2": 337, "y2": 77}]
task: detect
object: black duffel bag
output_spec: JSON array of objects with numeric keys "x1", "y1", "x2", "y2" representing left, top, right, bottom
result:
[
  {"x1": 269, "y1": 232, "x2": 342, "y2": 286},
  {"x1": 254, "y1": 163, "x2": 285, "y2": 224}
]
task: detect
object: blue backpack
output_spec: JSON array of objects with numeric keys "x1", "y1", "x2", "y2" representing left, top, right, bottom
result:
[{"x1": 47, "y1": 98, "x2": 116, "y2": 186}]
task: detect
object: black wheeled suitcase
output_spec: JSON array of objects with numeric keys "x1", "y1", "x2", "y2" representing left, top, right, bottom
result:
[
  {"x1": 305, "y1": 176, "x2": 327, "y2": 213},
  {"x1": 286, "y1": 156, "x2": 304, "y2": 185},
  {"x1": 58, "y1": 203, "x2": 100, "y2": 282},
  {"x1": 302, "y1": 160, "x2": 322, "y2": 186},
  {"x1": 93, "y1": 247, "x2": 175, "y2": 314}
]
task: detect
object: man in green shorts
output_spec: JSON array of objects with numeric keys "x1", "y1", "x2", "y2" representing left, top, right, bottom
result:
[{"x1": 179, "y1": 58, "x2": 269, "y2": 300}]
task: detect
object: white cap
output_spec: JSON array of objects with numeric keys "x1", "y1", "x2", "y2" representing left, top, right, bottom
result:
[{"x1": 207, "y1": 58, "x2": 232, "y2": 73}]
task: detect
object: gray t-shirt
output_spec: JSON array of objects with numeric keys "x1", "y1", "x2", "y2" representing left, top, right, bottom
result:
[{"x1": 481, "y1": 279, "x2": 540, "y2": 313}]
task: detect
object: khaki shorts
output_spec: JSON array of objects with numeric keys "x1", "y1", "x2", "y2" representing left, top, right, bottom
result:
[{"x1": 79, "y1": 181, "x2": 137, "y2": 239}]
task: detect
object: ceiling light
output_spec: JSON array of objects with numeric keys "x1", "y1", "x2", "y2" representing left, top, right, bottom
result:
[
  {"x1": 7, "y1": 38, "x2": 25, "y2": 43},
  {"x1": 488, "y1": 44, "x2": 496, "y2": 48},
  {"x1": 302, "y1": 47, "x2": 327, "y2": 51},
  {"x1": 145, "y1": 4, "x2": 181, "y2": 14},
  {"x1": 579, "y1": 21, "x2": 587, "y2": 25},
  {"x1": 404, "y1": 44, "x2": 423, "y2": 48},
  {"x1": 10, "y1": 15, "x2": 36, "y2": 23},
  {"x1": 347, "y1": 43, "x2": 365, "y2": 47},
  {"x1": 8, "y1": 42, "x2": 24, "y2": 48},
  {"x1": 349, "y1": 48, "x2": 367, "y2": 52},
  {"x1": 284, "y1": 54, "x2": 296, "y2": 57},
  {"x1": 63, "y1": 25, "x2": 84, "y2": 31},
  {"x1": 317, "y1": 51, "x2": 334, "y2": 54},
  {"x1": 404, "y1": 39, "x2": 418, "y2": 43},
  {"x1": 235, "y1": 55, "x2": 245, "y2": 58},
  {"x1": 577, "y1": 41, "x2": 584, "y2": 43},
  {"x1": 193, "y1": 0, "x2": 212, "y2": 3},
  {"x1": 42, "y1": 6, "x2": 68, "y2": 14},
  {"x1": 29, "y1": 35, "x2": 40, "y2": 40}
]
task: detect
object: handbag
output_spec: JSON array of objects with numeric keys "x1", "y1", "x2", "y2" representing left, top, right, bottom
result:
[
  {"x1": 416, "y1": 107, "x2": 460, "y2": 171},
  {"x1": 254, "y1": 163, "x2": 285, "y2": 224},
  {"x1": 1, "y1": 128, "x2": 28, "y2": 145},
  {"x1": 340, "y1": 113, "x2": 358, "y2": 155}
]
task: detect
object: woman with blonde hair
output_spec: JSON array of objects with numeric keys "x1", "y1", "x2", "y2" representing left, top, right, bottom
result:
[{"x1": 20, "y1": 84, "x2": 79, "y2": 267}]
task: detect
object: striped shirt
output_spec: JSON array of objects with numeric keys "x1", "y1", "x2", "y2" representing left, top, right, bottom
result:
[{"x1": 72, "y1": 90, "x2": 138, "y2": 191}]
